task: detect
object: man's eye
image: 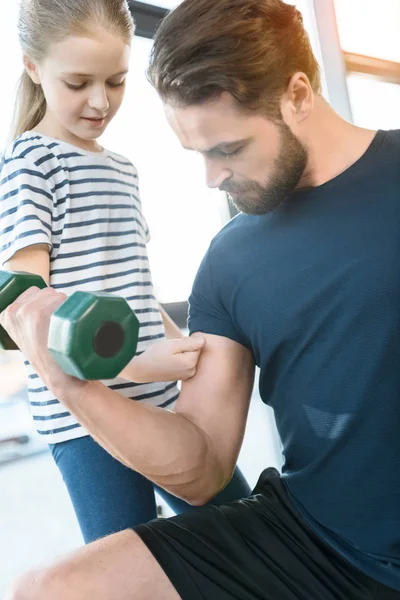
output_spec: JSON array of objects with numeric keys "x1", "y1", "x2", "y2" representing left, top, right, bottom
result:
[{"x1": 219, "y1": 147, "x2": 243, "y2": 158}]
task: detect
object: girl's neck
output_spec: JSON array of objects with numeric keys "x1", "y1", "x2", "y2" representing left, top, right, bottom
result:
[{"x1": 32, "y1": 115, "x2": 103, "y2": 153}]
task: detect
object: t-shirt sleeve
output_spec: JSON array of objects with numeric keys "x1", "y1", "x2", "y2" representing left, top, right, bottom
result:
[
  {"x1": 0, "y1": 157, "x2": 53, "y2": 265},
  {"x1": 130, "y1": 164, "x2": 151, "y2": 244},
  {"x1": 188, "y1": 248, "x2": 248, "y2": 347},
  {"x1": 139, "y1": 208, "x2": 151, "y2": 244}
]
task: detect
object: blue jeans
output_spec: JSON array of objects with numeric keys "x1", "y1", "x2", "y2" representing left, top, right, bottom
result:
[{"x1": 49, "y1": 435, "x2": 251, "y2": 544}]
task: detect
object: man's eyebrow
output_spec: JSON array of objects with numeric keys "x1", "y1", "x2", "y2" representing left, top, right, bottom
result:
[{"x1": 183, "y1": 139, "x2": 250, "y2": 153}]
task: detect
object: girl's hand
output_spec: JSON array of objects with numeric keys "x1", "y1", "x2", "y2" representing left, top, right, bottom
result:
[{"x1": 128, "y1": 336, "x2": 206, "y2": 383}]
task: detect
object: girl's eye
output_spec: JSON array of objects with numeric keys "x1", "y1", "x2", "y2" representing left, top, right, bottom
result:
[
  {"x1": 65, "y1": 81, "x2": 125, "y2": 90},
  {"x1": 107, "y1": 80, "x2": 126, "y2": 88},
  {"x1": 65, "y1": 82, "x2": 86, "y2": 91}
]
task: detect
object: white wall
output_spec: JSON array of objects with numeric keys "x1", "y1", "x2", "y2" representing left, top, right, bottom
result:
[{"x1": 0, "y1": 1, "x2": 22, "y2": 149}]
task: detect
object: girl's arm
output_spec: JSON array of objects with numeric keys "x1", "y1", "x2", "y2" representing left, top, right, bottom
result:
[
  {"x1": 118, "y1": 336, "x2": 204, "y2": 384},
  {"x1": 119, "y1": 304, "x2": 202, "y2": 384},
  {"x1": 3, "y1": 244, "x2": 51, "y2": 285}
]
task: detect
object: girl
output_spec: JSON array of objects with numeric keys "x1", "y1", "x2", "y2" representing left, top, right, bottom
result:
[{"x1": 0, "y1": 0, "x2": 250, "y2": 544}]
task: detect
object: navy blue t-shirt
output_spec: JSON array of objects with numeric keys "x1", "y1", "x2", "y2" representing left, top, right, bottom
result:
[{"x1": 188, "y1": 129, "x2": 400, "y2": 590}]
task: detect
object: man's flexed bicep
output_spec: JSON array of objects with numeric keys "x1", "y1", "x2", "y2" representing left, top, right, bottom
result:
[{"x1": 175, "y1": 332, "x2": 255, "y2": 498}]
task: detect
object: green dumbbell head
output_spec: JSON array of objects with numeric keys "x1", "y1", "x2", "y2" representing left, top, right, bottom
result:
[
  {"x1": 0, "y1": 271, "x2": 47, "y2": 350},
  {"x1": 48, "y1": 291, "x2": 140, "y2": 380}
]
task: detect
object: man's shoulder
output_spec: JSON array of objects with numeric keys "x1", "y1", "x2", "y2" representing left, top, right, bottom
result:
[
  {"x1": 211, "y1": 212, "x2": 259, "y2": 248},
  {"x1": 208, "y1": 212, "x2": 267, "y2": 266},
  {"x1": 384, "y1": 128, "x2": 400, "y2": 142},
  {"x1": 377, "y1": 129, "x2": 400, "y2": 163}
]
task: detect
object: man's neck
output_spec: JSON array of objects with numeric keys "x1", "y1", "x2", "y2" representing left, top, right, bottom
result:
[{"x1": 297, "y1": 98, "x2": 377, "y2": 190}]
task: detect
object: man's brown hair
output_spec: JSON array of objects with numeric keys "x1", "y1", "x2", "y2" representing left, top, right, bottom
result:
[{"x1": 148, "y1": 0, "x2": 321, "y2": 117}]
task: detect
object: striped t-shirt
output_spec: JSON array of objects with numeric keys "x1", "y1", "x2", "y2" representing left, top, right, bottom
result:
[{"x1": 0, "y1": 131, "x2": 179, "y2": 444}]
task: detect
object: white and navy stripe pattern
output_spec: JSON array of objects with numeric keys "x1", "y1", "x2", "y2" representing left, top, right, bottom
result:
[{"x1": 0, "y1": 132, "x2": 179, "y2": 443}]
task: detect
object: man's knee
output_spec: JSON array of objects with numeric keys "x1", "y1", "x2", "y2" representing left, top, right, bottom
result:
[
  {"x1": 4, "y1": 576, "x2": 32, "y2": 600},
  {"x1": 4, "y1": 570, "x2": 54, "y2": 600}
]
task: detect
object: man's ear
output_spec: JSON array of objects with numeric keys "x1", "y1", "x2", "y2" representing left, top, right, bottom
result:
[
  {"x1": 23, "y1": 55, "x2": 41, "y2": 85},
  {"x1": 280, "y1": 72, "x2": 313, "y2": 125}
]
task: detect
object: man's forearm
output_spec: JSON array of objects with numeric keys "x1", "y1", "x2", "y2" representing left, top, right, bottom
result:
[{"x1": 49, "y1": 375, "x2": 225, "y2": 504}]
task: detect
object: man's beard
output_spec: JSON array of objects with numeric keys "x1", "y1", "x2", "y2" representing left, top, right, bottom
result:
[{"x1": 223, "y1": 122, "x2": 308, "y2": 216}]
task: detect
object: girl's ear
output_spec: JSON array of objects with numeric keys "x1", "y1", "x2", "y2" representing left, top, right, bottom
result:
[{"x1": 23, "y1": 54, "x2": 41, "y2": 84}]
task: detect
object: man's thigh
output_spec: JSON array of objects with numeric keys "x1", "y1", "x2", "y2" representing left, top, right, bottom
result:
[
  {"x1": 135, "y1": 468, "x2": 378, "y2": 600},
  {"x1": 5, "y1": 530, "x2": 180, "y2": 600}
]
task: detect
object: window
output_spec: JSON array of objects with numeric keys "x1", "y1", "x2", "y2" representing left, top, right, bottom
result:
[
  {"x1": 136, "y1": 0, "x2": 180, "y2": 8},
  {"x1": 334, "y1": 0, "x2": 400, "y2": 63},
  {"x1": 346, "y1": 75, "x2": 400, "y2": 130},
  {"x1": 334, "y1": 0, "x2": 400, "y2": 128}
]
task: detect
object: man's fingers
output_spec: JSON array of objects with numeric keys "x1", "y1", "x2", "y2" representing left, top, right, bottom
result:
[
  {"x1": 6, "y1": 285, "x2": 43, "y2": 306},
  {"x1": 5, "y1": 286, "x2": 61, "y2": 309},
  {"x1": 1, "y1": 288, "x2": 66, "y2": 326},
  {"x1": 17, "y1": 291, "x2": 66, "y2": 320}
]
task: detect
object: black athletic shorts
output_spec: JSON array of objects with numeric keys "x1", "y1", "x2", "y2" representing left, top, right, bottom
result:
[{"x1": 134, "y1": 468, "x2": 400, "y2": 600}]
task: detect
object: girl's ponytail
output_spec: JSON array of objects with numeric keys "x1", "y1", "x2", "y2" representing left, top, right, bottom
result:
[{"x1": 11, "y1": 70, "x2": 47, "y2": 140}]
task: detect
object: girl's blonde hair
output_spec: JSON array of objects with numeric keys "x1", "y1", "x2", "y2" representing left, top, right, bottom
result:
[{"x1": 12, "y1": 0, "x2": 135, "y2": 140}]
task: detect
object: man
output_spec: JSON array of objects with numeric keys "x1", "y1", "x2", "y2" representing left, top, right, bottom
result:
[{"x1": 3, "y1": 0, "x2": 400, "y2": 598}]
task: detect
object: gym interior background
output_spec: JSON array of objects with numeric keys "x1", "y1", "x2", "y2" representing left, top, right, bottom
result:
[{"x1": 0, "y1": 0, "x2": 399, "y2": 593}]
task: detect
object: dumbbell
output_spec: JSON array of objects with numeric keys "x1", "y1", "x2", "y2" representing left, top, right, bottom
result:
[{"x1": 0, "y1": 271, "x2": 140, "y2": 380}]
